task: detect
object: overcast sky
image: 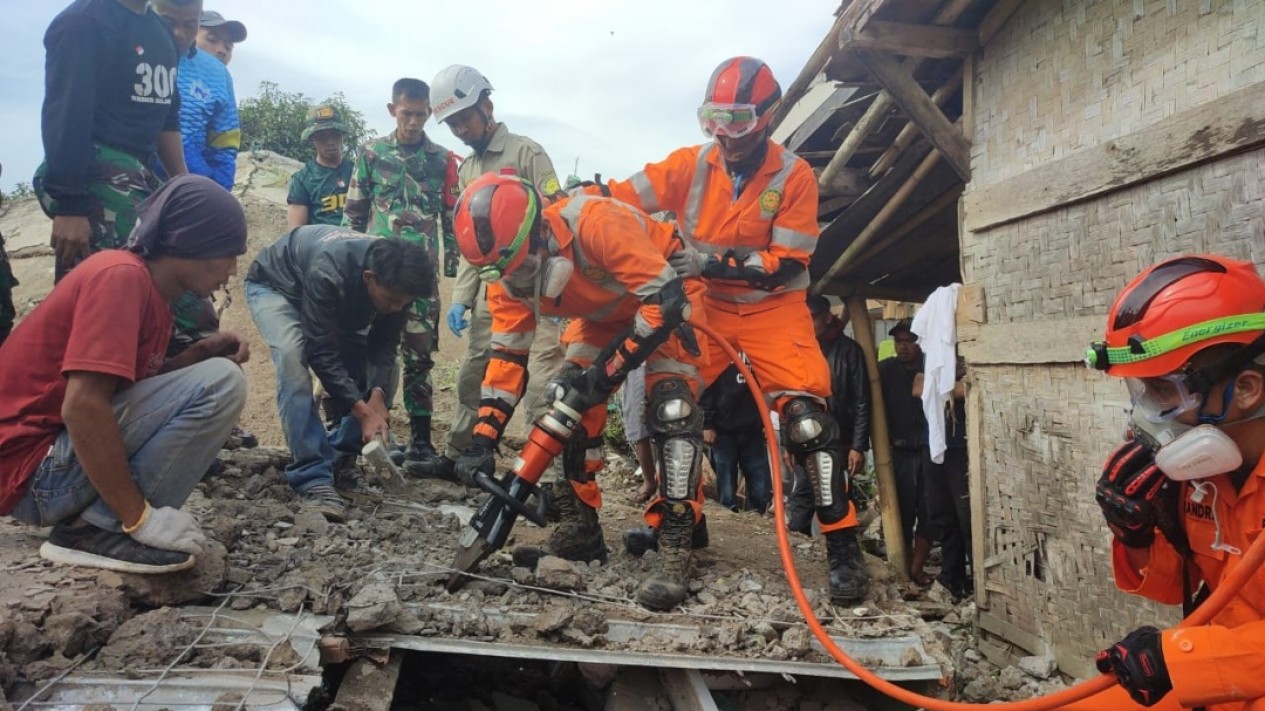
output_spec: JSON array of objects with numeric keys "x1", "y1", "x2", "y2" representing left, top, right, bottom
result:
[{"x1": 0, "y1": 0, "x2": 834, "y2": 193}]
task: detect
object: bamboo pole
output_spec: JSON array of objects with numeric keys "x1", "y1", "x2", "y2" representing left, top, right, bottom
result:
[{"x1": 846, "y1": 296, "x2": 908, "y2": 580}]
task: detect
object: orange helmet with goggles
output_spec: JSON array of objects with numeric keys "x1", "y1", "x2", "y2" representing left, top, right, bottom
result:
[
  {"x1": 1086, "y1": 255, "x2": 1265, "y2": 378},
  {"x1": 453, "y1": 172, "x2": 540, "y2": 283},
  {"x1": 698, "y1": 56, "x2": 782, "y2": 139}
]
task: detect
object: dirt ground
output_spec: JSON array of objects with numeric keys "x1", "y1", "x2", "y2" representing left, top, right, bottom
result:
[{"x1": 0, "y1": 154, "x2": 1073, "y2": 708}]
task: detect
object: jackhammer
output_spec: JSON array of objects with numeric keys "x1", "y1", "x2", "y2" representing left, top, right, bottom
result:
[{"x1": 445, "y1": 315, "x2": 699, "y2": 592}]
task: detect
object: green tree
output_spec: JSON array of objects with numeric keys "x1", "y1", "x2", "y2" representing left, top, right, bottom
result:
[{"x1": 238, "y1": 81, "x2": 369, "y2": 161}]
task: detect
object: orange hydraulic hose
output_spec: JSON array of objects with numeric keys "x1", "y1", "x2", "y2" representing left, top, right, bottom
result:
[{"x1": 693, "y1": 320, "x2": 1265, "y2": 710}]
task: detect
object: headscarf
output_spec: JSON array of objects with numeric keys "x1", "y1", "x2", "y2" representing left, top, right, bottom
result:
[{"x1": 128, "y1": 174, "x2": 247, "y2": 259}]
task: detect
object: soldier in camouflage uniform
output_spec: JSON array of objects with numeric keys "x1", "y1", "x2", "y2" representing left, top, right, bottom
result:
[
  {"x1": 343, "y1": 78, "x2": 461, "y2": 474},
  {"x1": 0, "y1": 163, "x2": 17, "y2": 346}
]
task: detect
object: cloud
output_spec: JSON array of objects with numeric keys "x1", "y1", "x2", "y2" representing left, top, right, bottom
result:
[{"x1": 1, "y1": 0, "x2": 832, "y2": 190}]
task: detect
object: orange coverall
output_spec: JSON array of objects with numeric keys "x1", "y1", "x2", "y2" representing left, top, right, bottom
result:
[
  {"x1": 474, "y1": 194, "x2": 707, "y2": 511},
  {"x1": 1067, "y1": 454, "x2": 1265, "y2": 711},
  {"x1": 607, "y1": 140, "x2": 856, "y2": 531}
]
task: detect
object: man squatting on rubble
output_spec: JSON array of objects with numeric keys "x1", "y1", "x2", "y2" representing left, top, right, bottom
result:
[
  {"x1": 450, "y1": 172, "x2": 710, "y2": 611},
  {"x1": 1061, "y1": 255, "x2": 1265, "y2": 711},
  {"x1": 342, "y1": 78, "x2": 461, "y2": 479},
  {"x1": 598, "y1": 57, "x2": 871, "y2": 604},
  {"x1": 245, "y1": 229, "x2": 437, "y2": 523},
  {"x1": 0, "y1": 176, "x2": 248, "y2": 574},
  {"x1": 431, "y1": 64, "x2": 567, "y2": 482}
]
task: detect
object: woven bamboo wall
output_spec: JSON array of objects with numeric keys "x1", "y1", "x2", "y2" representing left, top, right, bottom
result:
[
  {"x1": 963, "y1": 0, "x2": 1265, "y2": 673},
  {"x1": 972, "y1": 0, "x2": 1264, "y2": 187}
]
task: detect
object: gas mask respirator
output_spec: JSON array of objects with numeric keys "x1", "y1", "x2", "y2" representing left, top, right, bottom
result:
[
  {"x1": 1130, "y1": 412, "x2": 1243, "y2": 482},
  {"x1": 500, "y1": 252, "x2": 574, "y2": 301}
]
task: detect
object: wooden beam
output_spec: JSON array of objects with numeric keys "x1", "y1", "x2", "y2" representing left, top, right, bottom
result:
[
  {"x1": 964, "y1": 80, "x2": 1265, "y2": 233},
  {"x1": 857, "y1": 52, "x2": 971, "y2": 180},
  {"x1": 979, "y1": 0, "x2": 1025, "y2": 44},
  {"x1": 847, "y1": 296, "x2": 909, "y2": 581},
  {"x1": 957, "y1": 316, "x2": 1103, "y2": 365},
  {"x1": 835, "y1": 0, "x2": 889, "y2": 35},
  {"x1": 817, "y1": 0, "x2": 975, "y2": 191},
  {"x1": 966, "y1": 380, "x2": 987, "y2": 610},
  {"x1": 829, "y1": 281, "x2": 932, "y2": 303},
  {"x1": 870, "y1": 65, "x2": 964, "y2": 177},
  {"x1": 850, "y1": 183, "x2": 963, "y2": 266},
  {"x1": 816, "y1": 149, "x2": 942, "y2": 289},
  {"x1": 842, "y1": 20, "x2": 979, "y2": 59}
]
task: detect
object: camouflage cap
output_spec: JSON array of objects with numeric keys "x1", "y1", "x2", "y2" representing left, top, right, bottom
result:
[{"x1": 302, "y1": 105, "x2": 351, "y2": 142}]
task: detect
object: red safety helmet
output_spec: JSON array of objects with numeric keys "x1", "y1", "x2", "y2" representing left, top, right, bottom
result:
[
  {"x1": 698, "y1": 56, "x2": 782, "y2": 139},
  {"x1": 1086, "y1": 255, "x2": 1265, "y2": 378},
  {"x1": 453, "y1": 172, "x2": 540, "y2": 282}
]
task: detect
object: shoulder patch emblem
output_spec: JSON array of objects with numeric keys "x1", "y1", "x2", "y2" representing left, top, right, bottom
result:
[
  {"x1": 540, "y1": 176, "x2": 562, "y2": 195},
  {"x1": 759, "y1": 189, "x2": 782, "y2": 216}
]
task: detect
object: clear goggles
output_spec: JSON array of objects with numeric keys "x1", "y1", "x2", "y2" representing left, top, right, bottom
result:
[
  {"x1": 1125, "y1": 374, "x2": 1203, "y2": 424},
  {"x1": 697, "y1": 103, "x2": 761, "y2": 139}
]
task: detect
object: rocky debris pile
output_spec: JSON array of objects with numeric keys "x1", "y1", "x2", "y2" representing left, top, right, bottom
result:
[{"x1": 941, "y1": 600, "x2": 1072, "y2": 702}]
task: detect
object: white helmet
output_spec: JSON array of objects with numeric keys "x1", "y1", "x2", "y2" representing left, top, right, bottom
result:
[{"x1": 431, "y1": 65, "x2": 493, "y2": 124}]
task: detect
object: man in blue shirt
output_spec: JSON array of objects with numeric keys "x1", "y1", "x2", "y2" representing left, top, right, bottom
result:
[{"x1": 175, "y1": 10, "x2": 243, "y2": 190}]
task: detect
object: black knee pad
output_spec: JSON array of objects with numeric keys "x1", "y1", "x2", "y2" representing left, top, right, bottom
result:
[
  {"x1": 647, "y1": 378, "x2": 703, "y2": 501},
  {"x1": 782, "y1": 397, "x2": 848, "y2": 514}
]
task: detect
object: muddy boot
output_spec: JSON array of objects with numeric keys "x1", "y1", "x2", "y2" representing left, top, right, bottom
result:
[
  {"x1": 545, "y1": 481, "x2": 608, "y2": 563},
  {"x1": 623, "y1": 515, "x2": 709, "y2": 557},
  {"x1": 826, "y1": 528, "x2": 871, "y2": 604},
  {"x1": 635, "y1": 502, "x2": 695, "y2": 611}
]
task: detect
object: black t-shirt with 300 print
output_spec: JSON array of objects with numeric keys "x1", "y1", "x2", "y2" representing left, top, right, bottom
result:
[{"x1": 40, "y1": 0, "x2": 182, "y2": 213}]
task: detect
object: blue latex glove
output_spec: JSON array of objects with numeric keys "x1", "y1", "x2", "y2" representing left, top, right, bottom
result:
[{"x1": 446, "y1": 303, "x2": 469, "y2": 337}]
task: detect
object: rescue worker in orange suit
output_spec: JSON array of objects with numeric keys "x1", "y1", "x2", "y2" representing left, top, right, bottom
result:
[
  {"x1": 450, "y1": 172, "x2": 710, "y2": 611},
  {"x1": 1073, "y1": 255, "x2": 1265, "y2": 710},
  {"x1": 602, "y1": 56, "x2": 869, "y2": 604}
]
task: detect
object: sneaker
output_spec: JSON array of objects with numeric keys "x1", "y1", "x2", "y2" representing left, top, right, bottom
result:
[
  {"x1": 39, "y1": 523, "x2": 195, "y2": 574},
  {"x1": 300, "y1": 484, "x2": 347, "y2": 523}
]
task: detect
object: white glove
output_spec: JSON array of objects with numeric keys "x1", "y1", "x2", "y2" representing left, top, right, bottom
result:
[
  {"x1": 128, "y1": 504, "x2": 207, "y2": 556},
  {"x1": 668, "y1": 248, "x2": 710, "y2": 278}
]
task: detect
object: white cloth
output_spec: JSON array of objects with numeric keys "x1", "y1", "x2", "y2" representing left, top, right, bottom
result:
[{"x1": 911, "y1": 283, "x2": 960, "y2": 464}]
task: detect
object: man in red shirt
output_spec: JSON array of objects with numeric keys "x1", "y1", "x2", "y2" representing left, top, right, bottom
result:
[{"x1": 0, "y1": 175, "x2": 249, "y2": 574}]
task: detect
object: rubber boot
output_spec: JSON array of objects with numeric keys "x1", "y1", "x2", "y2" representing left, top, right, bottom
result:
[
  {"x1": 635, "y1": 502, "x2": 695, "y2": 611},
  {"x1": 622, "y1": 514, "x2": 709, "y2": 557},
  {"x1": 826, "y1": 527, "x2": 871, "y2": 604},
  {"x1": 403, "y1": 416, "x2": 444, "y2": 478},
  {"x1": 545, "y1": 481, "x2": 608, "y2": 563}
]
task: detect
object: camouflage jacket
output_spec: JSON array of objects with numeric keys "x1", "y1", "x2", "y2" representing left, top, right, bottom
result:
[{"x1": 342, "y1": 131, "x2": 461, "y2": 274}]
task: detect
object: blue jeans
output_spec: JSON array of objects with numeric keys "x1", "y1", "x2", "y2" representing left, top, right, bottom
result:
[
  {"x1": 10, "y1": 358, "x2": 247, "y2": 530},
  {"x1": 708, "y1": 430, "x2": 772, "y2": 514},
  {"x1": 245, "y1": 281, "x2": 366, "y2": 493}
]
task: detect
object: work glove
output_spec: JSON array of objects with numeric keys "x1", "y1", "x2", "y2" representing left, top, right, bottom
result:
[
  {"x1": 1095, "y1": 440, "x2": 1166, "y2": 549},
  {"x1": 455, "y1": 443, "x2": 496, "y2": 487},
  {"x1": 128, "y1": 504, "x2": 207, "y2": 556},
  {"x1": 1096, "y1": 626, "x2": 1172, "y2": 706},
  {"x1": 446, "y1": 303, "x2": 470, "y2": 337},
  {"x1": 667, "y1": 248, "x2": 712, "y2": 279}
]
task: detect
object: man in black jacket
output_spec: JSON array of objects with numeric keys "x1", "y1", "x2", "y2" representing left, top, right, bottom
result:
[
  {"x1": 700, "y1": 358, "x2": 772, "y2": 514},
  {"x1": 788, "y1": 296, "x2": 872, "y2": 533},
  {"x1": 245, "y1": 228, "x2": 434, "y2": 521}
]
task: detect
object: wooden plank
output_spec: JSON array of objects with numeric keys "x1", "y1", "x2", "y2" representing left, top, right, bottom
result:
[
  {"x1": 956, "y1": 283, "x2": 985, "y2": 326},
  {"x1": 957, "y1": 315, "x2": 1102, "y2": 365},
  {"x1": 818, "y1": 195, "x2": 857, "y2": 217},
  {"x1": 857, "y1": 52, "x2": 972, "y2": 180},
  {"x1": 783, "y1": 86, "x2": 861, "y2": 152},
  {"x1": 660, "y1": 668, "x2": 720, "y2": 711},
  {"x1": 964, "y1": 78, "x2": 1265, "y2": 233},
  {"x1": 966, "y1": 380, "x2": 987, "y2": 609},
  {"x1": 842, "y1": 20, "x2": 979, "y2": 59},
  {"x1": 330, "y1": 649, "x2": 403, "y2": 711},
  {"x1": 847, "y1": 296, "x2": 910, "y2": 581}
]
